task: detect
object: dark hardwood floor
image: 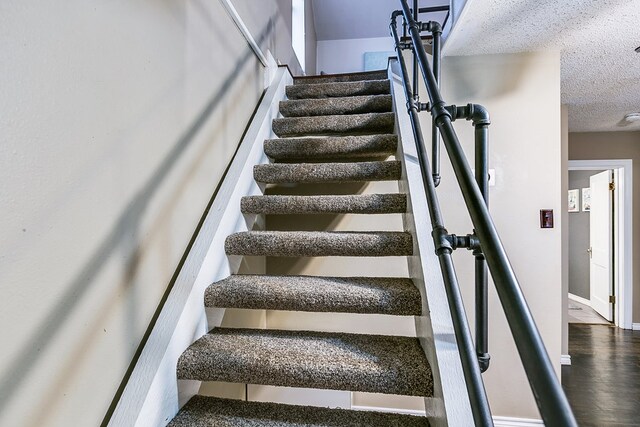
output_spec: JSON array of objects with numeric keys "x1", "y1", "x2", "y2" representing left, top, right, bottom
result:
[{"x1": 562, "y1": 324, "x2": 640, "y2": 426}]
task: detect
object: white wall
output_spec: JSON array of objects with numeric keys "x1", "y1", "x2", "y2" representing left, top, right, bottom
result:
[
  {"x1": 316, "y1": 37, "x2": 394, "y2": 74},
  {"x1": 0, "y1": 1, "x2": 298, "y2": 426},
  {"x1": 415, "y1": 51, "x2": 563, "y2": 419}
]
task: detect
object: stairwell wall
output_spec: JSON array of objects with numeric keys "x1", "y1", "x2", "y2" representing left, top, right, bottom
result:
[
  {"x1": 413, "y1": 50, "x2": 563, "y2": 420},
  {"x1": 0, "y1": 2, "x2": 308, "y2": 426}
]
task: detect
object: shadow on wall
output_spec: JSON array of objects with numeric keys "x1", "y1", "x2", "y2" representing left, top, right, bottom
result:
[{"x1": 0, "y1": 15, "x2": 279, "y2": 425}]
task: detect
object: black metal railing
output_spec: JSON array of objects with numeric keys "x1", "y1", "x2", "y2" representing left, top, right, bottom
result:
[{"x1": 390, "y1": 2, "x2": 578, "y2": 426}]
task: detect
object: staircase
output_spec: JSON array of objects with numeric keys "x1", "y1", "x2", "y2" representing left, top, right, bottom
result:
[{"x1": 168, "y1": 70, "x2": 433, "y2": 426}]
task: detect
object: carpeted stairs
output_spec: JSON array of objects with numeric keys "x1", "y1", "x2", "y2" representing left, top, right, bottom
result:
[{"x1": 169, "y1": 70, "x2": 432, "y2": 426}]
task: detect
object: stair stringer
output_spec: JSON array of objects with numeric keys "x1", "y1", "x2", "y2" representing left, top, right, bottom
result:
[
  {"x1": 107, "y1": 66, "x2": 293, "y2": 427},
  {"x1": 388, "y1": 60, "x2": 475, "y2": 427}
]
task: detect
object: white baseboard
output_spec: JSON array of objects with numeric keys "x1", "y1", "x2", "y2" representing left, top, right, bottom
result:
[
  {"x1": 561, "y1": 354, "x2": 571, "y2": 365},
  {"x1": 493, "y1": 416, "x2": 544, "y2": 426},
  {"x1": 632, "y1": 323, "x2": 640, "y2": 331},
  {"x1": 568, "y1": 293, "x2": 591, "y2": 307},
  {"x1": 351, "y1": 405, "x2": 426, "y2": 416}
]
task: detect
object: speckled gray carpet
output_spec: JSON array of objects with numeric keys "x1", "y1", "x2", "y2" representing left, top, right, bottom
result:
[
  {"x1": 168, "y1": 396, "x2": 430, "y2": 426},
  {"x1": 169, "y1": 69, "x2": 433, "y2": 425},
  {"x1": 273, "y1": 112, "x2": 395, "y2": 137},
  {"x1": 241, "y1": 194, "x2": 406, "y2": 215},
  {"x1": 264, "y1": 134, "x2": 397, "y2": 162},
  {"x1": 280, "y1": 95, "x2": 392, "y2": 117},
  {"x1": 177, "y1": 328, "x2": 433, "y2": 396},
  {"x1": 254, "y1": 161, "x2": 401, "y2": 184},
  {"x1": 293, "y1": 70, "x2": 388, "y2": 85},
  {"x1": 205, "y1": 275, "x2": 421, "y2": 315},
  {"x1": 286, "y1": 80, "x2": 391, "y2": 100},
  {"x1": 225, "y1": 231, "x2": 413, "y2": 257}
]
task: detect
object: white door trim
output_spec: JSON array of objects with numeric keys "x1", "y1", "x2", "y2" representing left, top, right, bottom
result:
[{"x1": 568, "y1": 159, "x2": 633, "y2": 329}]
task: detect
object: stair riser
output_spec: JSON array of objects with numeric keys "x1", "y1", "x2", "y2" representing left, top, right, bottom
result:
[{"x1": 279, "y1": 95, "x2": 392, "y2": 118}]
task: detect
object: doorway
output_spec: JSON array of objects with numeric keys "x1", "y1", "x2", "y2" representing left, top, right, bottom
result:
[{"x1": 568, "y1": 160, "x2": 633, "y2": 330}]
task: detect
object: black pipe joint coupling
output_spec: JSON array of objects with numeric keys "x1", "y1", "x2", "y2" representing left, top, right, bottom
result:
[
  {"x1": 446, "y1": 233, "x2": 481, "y2": 252},
  {"x1": 446, "y1": 104, "x2": 491, "y2": 126},
  {"x1": 432, "y1": 226, "x2": 453, "y2": 256},
  {"x1": 397, "y1": 42, "x2": 413, "y2": 50},
  {"x1": 430, "y1": 102, "x2": 451, "y2": 126},
  {"x1": 478, "y1": 352, "x2": 491, "y2": 373},
  {"x1": 417, "y1": 102, "x2": 430, "y2": 112},
  {"x1": 419, "y1": 21, "x2": 442, "y2": 34}
]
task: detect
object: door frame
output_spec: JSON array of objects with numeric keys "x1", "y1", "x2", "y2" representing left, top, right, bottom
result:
[{"x1": 568, "y1": 159, "x2": 633, "y2": 329}]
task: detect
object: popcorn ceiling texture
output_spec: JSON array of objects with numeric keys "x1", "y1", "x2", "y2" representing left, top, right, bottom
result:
[
  {"x1": 168, "y1": 396, "x2": 430, "y2": 426},
  {"x1": 444, "y1": 0, "x2": 640, "y2": 132}
]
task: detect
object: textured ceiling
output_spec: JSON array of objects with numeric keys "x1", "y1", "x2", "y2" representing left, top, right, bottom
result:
[
  {"x1": 312, "y1": 0, "x2": 448, "y2": 41},
  {"x1": 444, "y1": 0, "x2": 640, "y2": 132}
]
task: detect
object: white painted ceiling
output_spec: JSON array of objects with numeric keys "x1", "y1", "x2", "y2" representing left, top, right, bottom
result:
[
  {"x1": 443, "y1": 0, "x2": 640, "y2": 132},
  {"x1": 312, "y1": 0, "x2": 448, "y2": 41}
]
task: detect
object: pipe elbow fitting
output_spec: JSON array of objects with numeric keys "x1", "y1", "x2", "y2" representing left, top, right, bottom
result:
[
  {"x1": 468, "y1": 103, "x2": 491, "y2": 126},
  {"x1": 429, "y1": 21, "x2": 443, "y2": 34}
]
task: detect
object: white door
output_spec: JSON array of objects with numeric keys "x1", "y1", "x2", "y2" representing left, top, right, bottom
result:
[{"x1": 589, "y1": 170, "x2": 613, "y2": 321}]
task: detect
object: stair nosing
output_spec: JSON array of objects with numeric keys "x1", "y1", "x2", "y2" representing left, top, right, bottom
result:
[
  {"x1": 205, "y1": 274, "x2": 421, "y2": 316},
  {"x1": 225, "y1": 230, "x2": 413, "y2": 257},
  {"x1": 176, "y1": 327, "x2": 433, "y2": 397}
]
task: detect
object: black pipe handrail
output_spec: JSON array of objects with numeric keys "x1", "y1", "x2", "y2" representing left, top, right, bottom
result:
[
  {"x1": 391, "y1": 1, "x2": 578, "y2": 426},
  {"x1": 390, "y1": 12, "x2": 493, "y2": 427}
]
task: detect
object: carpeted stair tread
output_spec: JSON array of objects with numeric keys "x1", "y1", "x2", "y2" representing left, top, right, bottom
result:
[
  {"x1": 293, "y1": 69, "x2": 388, "y2": 85},
  {"x1": 205, "y1": 275, "x2": 421, "y2": 315},
  {"x1": 273, "y1": 112, "x2": 394, "y2": 137},
  {"x1": 286, "y1": 80, "x2": 390, "y2": 100},
  {"x1": 176, "y1": 328, "x2": 433, "y2": 396},
  {"x1": 241, "y1": 194, "x2": 406, "y2": 215},
  {"x1": 225, "y1": 231, "x2": 413, "y2": 257},
  {"x1": 168, "y1": 396, "x2": 429, "y2": 426},
  {"x1": 264, "y1": 134, "x2": 397, "y2": 162},
  {"x1": 279, "y1": 95, "x2": 392, "y2": 117},
  {"x1": 254, "y1": 161, "x2": 401, "y2": 184}
]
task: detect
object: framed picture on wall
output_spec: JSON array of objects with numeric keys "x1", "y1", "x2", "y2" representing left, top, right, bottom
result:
[
  {"x1": 582, "y1": 188, "x2": 591, "y2": 211},
  {"x1": 568, "y1": 189, "x2": 579, "y2": 212}
]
